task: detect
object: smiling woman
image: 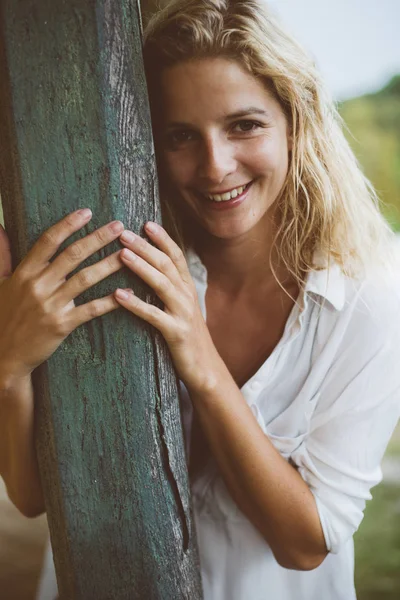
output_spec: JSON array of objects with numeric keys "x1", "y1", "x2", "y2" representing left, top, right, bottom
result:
[
  {"x1": 138, "y1": 1, "x2": 400, "y2": 599},
  {"x1": 158, "y1": 58, "x2": 291, "y2": 242},
  {"x1": 143, "y1": 0, "x2": 397, "y2": 285},
  {"x1": 0, "y1": 2, "x2": 399, "y2": 600}
]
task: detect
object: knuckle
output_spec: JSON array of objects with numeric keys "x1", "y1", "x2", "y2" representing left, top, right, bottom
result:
[
  {"x1": 76, "y1": 268, "x2": 93, "y2": 288},
  {"x1": 157, "y1": 276, "x2": 171, "y2": 294},
  {"x1": 50, "y1": 314, "x2": 69, "y2": 337},
  {"x1": 94, "y1": 227, "x2": 109, "y2": 245},
  {"x1": 63, "y1": 242, "x2": 84, "y2": 266},
  {"x1": 13, "y1": 267, "x2": 29, "y2": 286},
  {"x1": 25, "y1": 278, "x2": 45, "y2": 302},
  {"x1": 159, "y1": 255, "x2": 172, "y2": 272},
  {"x1": 149, "y1": 303, "x2": 161, "y2": 321},
  {"x1": 64, "y1": 214, "x2": 77, "y2": 229},
  {"x1": 105, "y1": 254, "x2": 119, "y2": 272},
  {"x1": 86, "y1": 301, "x2": 101, "y2": 320},
  {"x1": 66, "y1": 242, "x2": 83, "y2": 262},
  {"x1": 171, "y1": 247, "x2": 184, "y2": 263},
  {"x1": 179, "y1": 319, "x2": 191, "y2": 336},
  {"x1": 41, "y1": 229, "x2": 60, "y2": 249},
  {"x1": 188, "y1": 288, "x2": 197, "y2": 303},
  {"x1": 181, "y1": 303, "x2": 194, "y2": 321}
]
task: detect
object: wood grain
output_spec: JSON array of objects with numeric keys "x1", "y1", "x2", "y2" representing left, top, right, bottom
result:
[{"x1": 0, "y1": 1, "x2": 202, "y2": 598}]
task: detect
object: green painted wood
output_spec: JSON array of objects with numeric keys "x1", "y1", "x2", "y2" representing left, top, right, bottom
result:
[{"x1": 0, "y1": 1, "x2": 202, "y2": 598}]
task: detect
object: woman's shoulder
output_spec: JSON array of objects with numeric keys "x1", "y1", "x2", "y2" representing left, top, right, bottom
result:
[
  {"x1": 316, "y1": 260, "x2": 400, "y2": 359},
  {"x1": 307, "y1": 242, "x2": 400, "y2": 324},
  {"x1": 303, "y1": 254, "x2": 400, "y2": 368},
  {"x1": 342, "y1": 265, "x2": 400, "y2": 331}
]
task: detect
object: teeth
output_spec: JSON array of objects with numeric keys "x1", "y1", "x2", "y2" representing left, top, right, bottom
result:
[{"x1": 206, "y1": 183, "x2": 248, "y2": 202}]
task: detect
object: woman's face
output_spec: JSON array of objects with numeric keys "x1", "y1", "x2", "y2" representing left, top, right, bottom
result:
[{"x1": 159, "y1": 57, "x2": 291, "y2": 241}]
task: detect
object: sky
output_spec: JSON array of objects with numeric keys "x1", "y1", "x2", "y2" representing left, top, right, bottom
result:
[{"x1": 268, "y1": 0, "x2": 400, "y2": 100}]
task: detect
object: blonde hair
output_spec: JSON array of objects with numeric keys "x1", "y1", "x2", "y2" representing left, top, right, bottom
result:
[{"x1": 143, "y1": 0, "x2": 396, "y2": 283}]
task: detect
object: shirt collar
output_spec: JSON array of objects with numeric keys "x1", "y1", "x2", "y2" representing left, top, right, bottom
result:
[
  {"x1": 185, "y1": 247, "x2": 208, "y2": 285},
  {"x1": 185, "y1": 247, "x2": 346, "y2": 312},
  {"x1": 304, "y1": 262, "x2": 346, "y2": 311}
]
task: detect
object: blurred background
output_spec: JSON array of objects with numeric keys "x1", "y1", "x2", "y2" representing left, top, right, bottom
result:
[{"x1": 0, "y1": 0, "x2": 399, "y2": 599}]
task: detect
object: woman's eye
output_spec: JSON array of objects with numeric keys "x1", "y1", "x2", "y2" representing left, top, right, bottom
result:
[
  {"x1": 165, "y1": 130, "x2": 195, "y2": 146},
  {"x1": 233, "y1": 120, "x2": 263, "y2": 133}
]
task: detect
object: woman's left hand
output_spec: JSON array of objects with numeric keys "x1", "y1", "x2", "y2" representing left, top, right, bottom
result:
[{"x1": 115, "y1": 222, "x2": 218, "y2": 393}]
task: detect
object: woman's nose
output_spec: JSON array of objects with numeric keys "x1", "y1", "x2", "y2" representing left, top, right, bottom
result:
[{"x1": 196, "y1": 135, "x2": 237, "y2": 184}]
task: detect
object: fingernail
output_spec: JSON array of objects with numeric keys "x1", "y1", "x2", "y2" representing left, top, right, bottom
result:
[
  {"x1": 145, "y1": 222, "x2": 159, "y2": 233},
  {"x1": 120, "y1": 230, "x2": 135, "y2": 243},
  {"x1": 110, "y1": 221, "x2": 124, "y2": 233},
  {"x1": 78, "y1": 208, "x2": 92, "y2": 219},
  {"x1": 121, "y1": 249, "x2": 136, "y2": 261},
  {"x1": 116, "y1": 289, "x2": 129, "y2": 300}
]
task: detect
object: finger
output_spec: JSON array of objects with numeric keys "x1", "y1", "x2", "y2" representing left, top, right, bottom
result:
[
  {"x1": 119, "y1": 248, "x2": 183, "y2": 310},
  {"x1": 70, "y1": 292, "x2": 121, "y2": 329},
  {"x1": 18, "y1": 208, "x2": 93, "y2": 278},
  {"x1": 0, "y1": 223, "x2": 12, "y2": 278},
  {"x1": 44, "y1": 219, "x2": 125, "y2": 286},
  {"x1": 114, "y1": 288, "x2": 172, "y2": 334},
  {"x1": 119, "y1": 229, "x2": 182, "y2": 287},
  {"x1": 143, "y1": 222, "x2": 192, "y2": 283},
  {"x1": 54, "y1": 250, "x2": 124, "y2": 303}
]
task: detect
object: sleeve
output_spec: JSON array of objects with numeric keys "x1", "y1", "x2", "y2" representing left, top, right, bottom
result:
[{"x1": 290, "y1": 288, "x2": 400, "y2": 555}]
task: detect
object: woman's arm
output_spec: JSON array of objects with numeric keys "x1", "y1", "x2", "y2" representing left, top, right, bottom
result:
[
  {"x1": 187, "y1": 358, "x2": 328, "y2": 571},
  {"x1": 114, "y1": 224, "x2": 328, "y2": 570},
  {"x1": 0, "y1": 212, "x2": 125, "y2": 517},
  {"x1": 0, "y1": 370, "x2": 45, "y2": 517},
  {"x1": 114, "y1": 224, "x2": 400, "y2": 571}
]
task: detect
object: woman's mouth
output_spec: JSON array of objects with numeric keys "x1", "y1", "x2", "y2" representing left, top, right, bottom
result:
[{"x1": 196, "y1": 181, "x2": 254, "y2": 211}]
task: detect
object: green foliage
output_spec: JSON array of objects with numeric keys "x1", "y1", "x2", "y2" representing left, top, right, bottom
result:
[
  {"x1": 339, "y1": 76, "x2": 400, "y2": 231},
  {"x1": 354, "y1": 423, "x2": 400, "y2": 600},
  {"x1": 355, "y1": 480, "x2": 400, "y2": 600},
  {"x1": 345, "y1": 78, "x2": 400, "y2": 597}
]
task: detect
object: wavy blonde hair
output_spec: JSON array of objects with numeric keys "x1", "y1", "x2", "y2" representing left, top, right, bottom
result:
[{"x1": 143, "y1": 0, "x2": 396, "y2": 283}]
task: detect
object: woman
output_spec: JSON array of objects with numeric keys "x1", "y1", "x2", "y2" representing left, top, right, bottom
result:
[{"x1": 1, "y1": 1, "x2": 399, "y2": 599}]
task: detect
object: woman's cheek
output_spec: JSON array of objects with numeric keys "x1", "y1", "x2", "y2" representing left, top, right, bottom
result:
[
  {"x1": 243, "y1": 136, "x2": 289, "y2": 177},
  {"x1": 162, "y1": 149, "x2": 196, "y2": 188}
]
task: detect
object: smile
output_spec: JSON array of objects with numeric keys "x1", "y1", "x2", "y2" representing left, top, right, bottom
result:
[
  {"x1": 195, "y1": 180, "x2": 254, "y2": 212},
  {"x1": 201, "y1": 181, "x2": 253, "y2": 203}
]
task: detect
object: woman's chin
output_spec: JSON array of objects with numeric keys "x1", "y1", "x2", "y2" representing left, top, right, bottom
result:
[{"x1": 199, "y1": 221, "x2": 258, "y2": 242}]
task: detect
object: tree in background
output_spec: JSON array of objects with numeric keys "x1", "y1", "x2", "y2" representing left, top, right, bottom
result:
[{"x1": 340, "y1": 75, "x2": 400, "y2": 231}]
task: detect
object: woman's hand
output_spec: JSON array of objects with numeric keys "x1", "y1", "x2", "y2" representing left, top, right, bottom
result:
[
  {"x1": 115, "y1": 222, "x2": 218, "y2": 393},
  {"x1": 0, "y1": 209, "x2": 126, "y2": 384}
]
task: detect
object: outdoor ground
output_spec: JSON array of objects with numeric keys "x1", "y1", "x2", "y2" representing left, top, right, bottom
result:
[{"x1": 0, "y1": 425, "x2": 399, "y2": 600}]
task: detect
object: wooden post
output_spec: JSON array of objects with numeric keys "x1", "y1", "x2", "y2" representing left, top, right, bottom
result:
[{"x1": 0, "y1": 1, "x2": 203, "y2": 598}]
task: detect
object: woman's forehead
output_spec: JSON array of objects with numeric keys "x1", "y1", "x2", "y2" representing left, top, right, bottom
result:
[{"x1": 160, "y1": 57, "x2": 281, "y2": 123}]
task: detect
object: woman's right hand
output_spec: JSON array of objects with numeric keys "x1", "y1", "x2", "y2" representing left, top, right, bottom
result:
[{"x1": 0, "y1": 208, "x2": 126, "y2": 384}]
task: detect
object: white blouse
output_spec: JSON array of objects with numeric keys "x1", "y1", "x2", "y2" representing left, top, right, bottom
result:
[
  {"x1": 180, "y1": 248, "x2": 400, "y2": 600},
  {"x1": 37, "y1": 249, "x2": 400, "y2": 600}
]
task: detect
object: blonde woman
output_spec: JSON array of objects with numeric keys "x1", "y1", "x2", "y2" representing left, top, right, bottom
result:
[{"x1": 1, "y1": 1, "x2": 399, "y2": 599}]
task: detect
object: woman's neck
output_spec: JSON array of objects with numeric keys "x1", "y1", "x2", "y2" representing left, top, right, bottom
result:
[{"x1": 193, "y1": 216, "x2": 290, "y2": 298}]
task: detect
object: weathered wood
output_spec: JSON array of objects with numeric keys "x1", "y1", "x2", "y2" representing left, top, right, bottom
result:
[{"x1": 0, "y1": 1, "x2": 202, "y2": 598}]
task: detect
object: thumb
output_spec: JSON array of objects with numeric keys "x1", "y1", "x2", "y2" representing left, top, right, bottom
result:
[{"x1": 0, "y1": 223, "x2": 12, "y2": 278}]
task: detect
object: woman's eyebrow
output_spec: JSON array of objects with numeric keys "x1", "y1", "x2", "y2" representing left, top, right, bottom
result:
[
  {"x1": 165, "y1": 107, "x2": 271, "y2": 129},
  {"x1": 224, "y1": 107, "x2": 271, "y2": 120}
]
